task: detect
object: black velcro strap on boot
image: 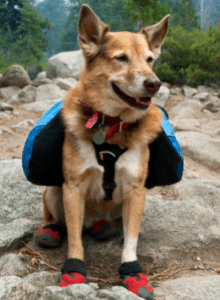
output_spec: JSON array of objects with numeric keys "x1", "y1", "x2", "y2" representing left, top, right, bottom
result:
[
  {"x1": 119, "y1": 260, "x2": 142, "y2": 277},
  {"x1": 43, "y1": 224, "x2": 67, "y2": 239},
  {"x1": 61, "y1": 258, "x2": 86, "y2": 277}
]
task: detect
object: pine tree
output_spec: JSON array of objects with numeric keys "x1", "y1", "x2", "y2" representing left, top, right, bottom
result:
[{"x1": 15, "y1": 0, "x2": 52, "y2": 71}]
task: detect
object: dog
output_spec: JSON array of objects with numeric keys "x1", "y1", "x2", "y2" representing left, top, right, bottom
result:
[{"x1": 38, "y1": 4, "x2": 170, "y2": 299}]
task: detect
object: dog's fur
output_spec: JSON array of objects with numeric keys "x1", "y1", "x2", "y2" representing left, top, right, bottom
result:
[{"x1": 42, "y1": 5, "x2": 169, "y2": 265}]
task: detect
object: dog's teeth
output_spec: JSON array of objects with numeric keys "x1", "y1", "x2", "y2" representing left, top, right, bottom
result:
[{"x1": 136, "y1": 98, "x2": 140, "y2": 103}]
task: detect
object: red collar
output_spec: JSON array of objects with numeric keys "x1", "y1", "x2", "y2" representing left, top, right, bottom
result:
[{"x1": 78, "y1": 99, "x2": 130, "y2": 142}]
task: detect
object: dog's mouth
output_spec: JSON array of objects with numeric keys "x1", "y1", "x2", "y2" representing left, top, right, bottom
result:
[{"x1": 112, "y1": 83, "x2": 151, "y2": 110}]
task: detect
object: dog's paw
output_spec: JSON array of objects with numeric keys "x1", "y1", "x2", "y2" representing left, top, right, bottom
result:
[
  {"x1": 59, "y1": 272, "x2": 86, "y2": 287},
  {"x1": 122, "y1": 273, "x2": 154, "y2": 300}
]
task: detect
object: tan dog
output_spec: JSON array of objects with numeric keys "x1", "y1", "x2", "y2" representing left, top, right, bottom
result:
[{"x1": 41, "y1": 4, "x2": 170, "y2": 299}]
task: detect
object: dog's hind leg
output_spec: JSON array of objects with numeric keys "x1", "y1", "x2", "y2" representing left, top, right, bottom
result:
[
  {"x1": 35, "y1": 186, "x2": 66, "y2": 248},
  {"x1": 42, "y1": 186, "x2": 65, "y2": 226}
]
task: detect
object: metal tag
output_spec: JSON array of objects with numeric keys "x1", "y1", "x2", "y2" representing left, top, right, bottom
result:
[{"x1": 93, "y1": 131, "x2": 106, "y2": 145}]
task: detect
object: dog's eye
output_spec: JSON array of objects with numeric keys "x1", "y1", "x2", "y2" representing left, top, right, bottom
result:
[
  {"x1": 147, "y1": 57, "x2": 154, "y2": 63},
  {"x1": 115, "y1": 55, "x2": 128, "y2": 62}
]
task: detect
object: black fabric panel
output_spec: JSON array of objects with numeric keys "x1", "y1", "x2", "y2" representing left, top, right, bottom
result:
[
  {"x1": 145, "y1": 129, "x2": 182, "y2": 189},
  {"x1": 119, "y1": 260, "x2": 142, "y2": 276},
  {"x1": 28, "y1": 111, "x2": 65, "y2": 186},
  {"x1": 61, "y1": 258, "x2": 86, "y2": 277}
]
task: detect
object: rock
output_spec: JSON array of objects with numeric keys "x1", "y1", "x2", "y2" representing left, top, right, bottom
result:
[
  {"x1": 0, "y1": 86, "x2": 20, "y2": 99},
  {"x1": 193, "y1": 92, "x2": 209, "y2": 102},
  {"x1": 0, "y1": 74, "x2": 2, "y2": 79},
  {"x1": 176, "y1": 131, "x2": 220, "y2": 173},
  {"x1": 139, "y1": 195, "x2": 220, "y2": 263},
  {"x1": 162, "y1": 82, "x2": 171, "y2": 89},
  {"x1": 0, "y1": 112, "x2": 10, "y2": 119},
  {"x1": 46, "y1": 50, "x2": 84, "y2": 80},
  {"x1": 170, "y1": 87, "x2": 182, "y2": 95},
  {"x1": 0, "y1": 102, "x2": 14, "y2": 111},
  {"x1": 25, "y1": 271, "x2": 61, "y2": 291},
  {"x1": 176, "y1": 180, "x2": 220, "y2": 214},
  {"x1": 8, "y1": 85, "x2": 36, "y2": 104},
  {"x1": 0, "y1": 159, "x2": 44, "y2": 224},
  {"x1": 197, "y1": 85, "x2": 208, "y2": 93},
  {"x1": 23, "y1": 99, "x2": 62, "y2": 113},
  {"x1": 172, "y1": 118, "x2": 200, "y2": 132},
  {"x1": 154, "y1": 275, "x2": 220, "y2": 300},
  {"x1": 202, "y1": 102, "x2": 220, "y2": 113},
  {"x1": 183, "y1": 86, "x2": 198, "y2": 97},
  {"x1": 154, "y1": 85, "x2": 170, "y2": 107},
  {"x1": 11, "y1": 119, "x2": 35, "y2": 130},
  {"x1": 0, "y1": 127, "x2": 12, "y2": 136},
  {"x1": 0, "y1": 64, "x2": 31, "y2": 88},
  {"x1": 98, "y1": 286, "x2": 141, "y2": 300},
  {"x1": 0, "y1": 276, "x2": 39, "y2": 300},
  {"x1": 32, "y1": 77, "x2": 53, "y2": 88},
  {"x1": 53, "y1": 77, "x2": 78, "y2": 91},
  {"x1": 0, "y1": 254, "x2": 27, "y2": 277},
  {"x1": 0, "y1": 218, "x2": 34, "y2": 252},
  {"x1": 35, "y1": 84, "x2": 67, "y2": 102},
  {"x1": 37, "y1": 71, "x2": 46, "y2": 80},
  {"x1": 171, "y1": 99, "x2": 202, "y2": 120}
]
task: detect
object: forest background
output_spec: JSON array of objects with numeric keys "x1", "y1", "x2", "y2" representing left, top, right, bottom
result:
[{"x1": 0, "y1": 0, "x2": 220, "y2": 87}]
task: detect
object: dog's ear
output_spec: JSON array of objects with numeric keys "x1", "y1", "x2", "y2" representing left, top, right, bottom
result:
[
  {"x1": 140, "y1": 15, "x2": 170, "y2": 59},
  {"x1": 78, "y1": 4, "x2": 110, "y2": 58}
]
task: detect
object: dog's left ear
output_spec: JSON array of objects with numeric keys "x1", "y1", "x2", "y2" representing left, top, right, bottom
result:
[
  {"x1": 78, "y1": 4, "x2": 110, "y2": 58},
  {"x1": 140, "y1": 15, "x2": 170, "y2": 59}
]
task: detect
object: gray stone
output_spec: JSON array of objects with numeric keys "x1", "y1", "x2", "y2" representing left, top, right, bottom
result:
[
  {"x1": 176, "y1": 131, "x2": 220, "y2": 173},
  {"x1": 193, "y1": 92, "x2": 209, "y2": 102},
  {"x1": 0, "y1": 112, "x2": 10, "y2": 119},
  {"x1": 0, "y1": 160, "x2": 44, "y2": 224},
  {"x1": 172, "y1": 118, "x2": 200, "y2": 132},
  {"x1": 0, "y1": 64, "x2": 31, "y2": 88},
  {"x1": 37, "y1": 71, "x2": 46, "y2": 80},
  {"x1": 11, "y1": 119, "x2": 35, "y2": 130},
  {"x1": 98, "y1": 286, "x2": 141, "y2": 299},
  {"x1": 0, "y1": 127, "x2": 12, "y2": 136},
  {"x1": 154, "y1": 85, "x2": 170, "y2": 107},
  {"x1": 35, "y1": 84, "x2": 67, "y2": 102},
  {"x1": 0, "y1": 101, "x2": 14, "y2": 111},
  {"x1": 0, "y1": 276, "x2": 40, "y2": 300},
  {"x1": 202, "y1": 102, "x2": 220, "y2": 113},
  {"x1": 171, "y1": 99, "x2": 202, "y2": 120},
  {"x1": 8, "y1": 85, "x2": 36, "y2": 104},
  {"x1": 25, "y1": 271, "x2": 61, "y2": 291},
  {"x1": 0, "y1": 86, "x2": 20, "y2": 99},
  {"x1": 139, "y1": 196, "x2": 220, "y2": 263},
  {"x1": 32, "y1": 77, "x2": 53, "y2": 88},
  {"x1": 170, "y1": 87, "x2": 182, "y2": 95},
  {"x1": 0, "y1": 253, "x2": 27, "y2": 277},
  {"x1": 183, "y1": 86, "x2": 198, "y2": 97},
  {"x1": 154, "y1": 275, "x2": 220, "y2": 300},
  {"x1": 0, "y1": 218, "x2": 34, "y2": 252},
  {"x1": 23, "y1": 99, "x2": 61, "y2": 113},
  {"x1": 176, "y1": 180, "x2": 220, "y2": 214},
  {"x1": 197, "y1": 85, "x2": 208, "y2": 93},
  {"x1": 53, "y1": 77, "x2": 78, "y2": 91},
  {"x1": 46, "y1": 50, "x2": 84, "y2": 80}
]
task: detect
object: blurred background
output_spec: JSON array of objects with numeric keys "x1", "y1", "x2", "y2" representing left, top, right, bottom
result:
[{"x1": 0, "y1": 0, "x2": 220, "y2": 87}]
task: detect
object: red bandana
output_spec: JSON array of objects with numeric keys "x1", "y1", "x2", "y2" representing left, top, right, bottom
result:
[{"x1": 78, "y1": 99, "x2": 130, "y2": 141}]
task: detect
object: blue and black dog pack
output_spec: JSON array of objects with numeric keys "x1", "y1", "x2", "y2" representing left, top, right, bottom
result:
[{"x1": 22, "y1": 100, "x2": 184, "y2": 189}]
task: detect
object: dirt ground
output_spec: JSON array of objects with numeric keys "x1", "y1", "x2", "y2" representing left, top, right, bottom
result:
[{"x1": 1, "y1": 93, "x2": 220, "y2": 290}]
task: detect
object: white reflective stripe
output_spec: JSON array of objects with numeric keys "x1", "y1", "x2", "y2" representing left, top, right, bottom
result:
[{"x1": 99, "y1": 151, "x2": 117, "y2": 158}]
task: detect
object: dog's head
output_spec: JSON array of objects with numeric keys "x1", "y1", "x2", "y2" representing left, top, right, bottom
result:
[{"x1": 78, "y1": 4, "x2": 170, "y2": 121}]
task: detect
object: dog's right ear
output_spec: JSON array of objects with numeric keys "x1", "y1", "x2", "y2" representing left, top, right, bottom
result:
[{"x1": 78, "y1": 4, "x2": 109, "y2": 58}]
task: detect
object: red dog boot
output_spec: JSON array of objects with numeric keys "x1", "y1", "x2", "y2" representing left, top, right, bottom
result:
[
  {"x1": 35, "y1": 224, "x2": 66, "y2": 248},
  {"x1": 59, "y1": 258, "x2": 86, "y2": 287},
  {"x1": 89, "y1": 220, "x2": 118, "y2": 240},
  {"x1": 119, "y1": 261, "x2": 154, "y2": 300}
]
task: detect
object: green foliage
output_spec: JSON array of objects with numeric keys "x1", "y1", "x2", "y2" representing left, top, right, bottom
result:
[
  {"x1": 15, "y1": 1, "x2": 52, "y2": 69},
  {"x1": 59, "y1": 0, "x2": 136, "y2": 52},
  {"x1": 154, "y1": 24, "x2": 220, "y2": 86}
]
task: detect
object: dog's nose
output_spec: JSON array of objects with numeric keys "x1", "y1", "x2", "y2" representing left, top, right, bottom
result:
[{"x1": 144, "y1": 79, "x2": 161, "y2": 94}]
